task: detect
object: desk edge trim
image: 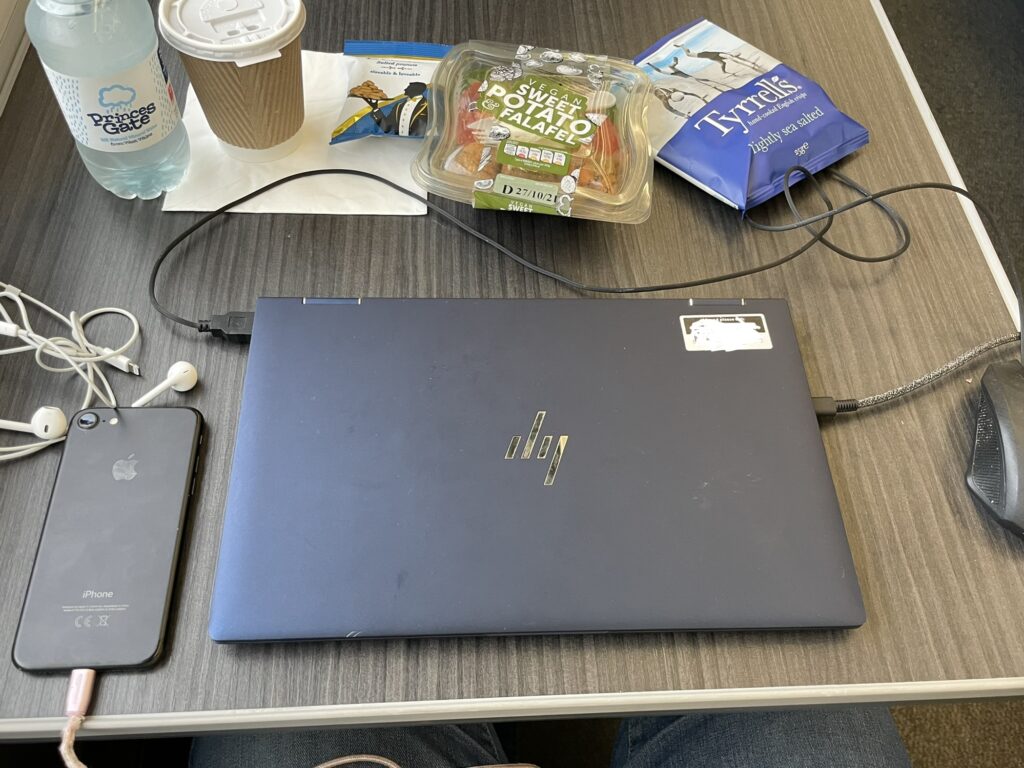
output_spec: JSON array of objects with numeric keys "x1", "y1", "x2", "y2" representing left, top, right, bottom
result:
[
  {"x1": 2, "y1": 677, "x2": 1024, "y2": 740},
  {"x1": 0, "y1": 33, "x2": 28, "y2": 120}
]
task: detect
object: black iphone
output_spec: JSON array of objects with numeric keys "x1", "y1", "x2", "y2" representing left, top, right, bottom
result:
[{"x1": 13, "y1": 407, "x2": 202, "y2": 671}]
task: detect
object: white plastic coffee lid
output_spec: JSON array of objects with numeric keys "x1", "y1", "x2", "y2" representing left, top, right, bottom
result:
[{"x1": 159, "y1": 0, "x2": 306, "y2": 66}]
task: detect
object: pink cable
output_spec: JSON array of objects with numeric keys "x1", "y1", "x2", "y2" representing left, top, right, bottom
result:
[{"x1": 59, "y1": 669, "x2": 95, "y2": 768}]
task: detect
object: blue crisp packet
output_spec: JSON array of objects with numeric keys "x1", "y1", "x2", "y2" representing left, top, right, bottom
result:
[
  {"x1": 635, "y1": 20, "x2": 868, "y2": 210},
  {"x1": 330, "y1": 41, "x2": 451, "y2": 145}
]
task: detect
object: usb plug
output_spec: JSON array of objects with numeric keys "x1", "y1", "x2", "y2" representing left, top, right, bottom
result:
[{"x1": 198, "y1": 311, "x2": 254, "y2": 343}]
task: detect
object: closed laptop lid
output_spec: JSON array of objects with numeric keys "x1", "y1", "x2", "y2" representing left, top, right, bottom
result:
[{"x1": 210, "y1": 297, "x2": 864, "y2": 641}]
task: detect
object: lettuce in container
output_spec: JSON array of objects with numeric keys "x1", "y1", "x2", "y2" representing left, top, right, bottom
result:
[{"x1": 412, "y1": 41, "x2": 655, "y2": 224}]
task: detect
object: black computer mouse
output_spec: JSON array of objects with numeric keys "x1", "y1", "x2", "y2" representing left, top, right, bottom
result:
[{"x1": 967, "y1": 359, "x2": 1024, "y2": 537}]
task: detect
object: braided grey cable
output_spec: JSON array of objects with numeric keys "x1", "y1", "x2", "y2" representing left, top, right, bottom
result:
[{"x1": 852, "y1": 332, "x2": 1021, "y2": 411}]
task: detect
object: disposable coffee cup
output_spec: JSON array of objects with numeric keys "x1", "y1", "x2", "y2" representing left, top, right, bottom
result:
[{"x1": 159, "y1": 0, "x2": 306, "y2": 161}]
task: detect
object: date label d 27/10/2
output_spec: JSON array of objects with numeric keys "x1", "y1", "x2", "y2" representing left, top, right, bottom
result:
[{"x1": 473, "y1": 173, "x2": 567, "y2": 215}]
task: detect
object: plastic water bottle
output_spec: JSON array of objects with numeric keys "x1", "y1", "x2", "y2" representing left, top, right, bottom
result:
[{"x1": 26, "y1": 0, "x2": 189, "y2": 199}]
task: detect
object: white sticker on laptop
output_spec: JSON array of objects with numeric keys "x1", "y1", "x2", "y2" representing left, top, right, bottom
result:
[{"x1": 680, "y1": 314, "x2": 772, "y2": 352}]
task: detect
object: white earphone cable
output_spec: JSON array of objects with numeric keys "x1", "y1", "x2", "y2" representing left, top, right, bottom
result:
[{"x1": 0, "y1": 282, "x2": 141, "y2": 462}]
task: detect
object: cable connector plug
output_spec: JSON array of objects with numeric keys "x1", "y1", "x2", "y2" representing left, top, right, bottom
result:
[
  {"x1": 812, "y1": 396, "x2": 859, "y2": 420},
  {"x1": 60, "y1": 668, "x2": 95, "y2": 768},
  {"x1": 64, "y1": 668, "x2": 95, "y2": 718},
  {"x1": 198, "y1": 311, "x2": 254, "y2": 343},
  {"x1": 96, "y1": 347, "x2": 141, "y2": 376}
]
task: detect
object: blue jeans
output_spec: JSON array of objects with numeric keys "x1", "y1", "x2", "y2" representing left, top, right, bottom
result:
[{"x1": 190, "y1": 707, "x2": 910, "y2": 767}]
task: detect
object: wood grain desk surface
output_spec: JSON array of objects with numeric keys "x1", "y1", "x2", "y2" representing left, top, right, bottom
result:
[{"x1": 1, "y1": 0, "x2": 1022, "y2": 738}]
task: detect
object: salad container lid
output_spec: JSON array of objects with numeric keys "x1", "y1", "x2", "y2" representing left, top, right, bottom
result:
[{"x1": 412, "y1": 41, "x2": 654, "y2": 224}]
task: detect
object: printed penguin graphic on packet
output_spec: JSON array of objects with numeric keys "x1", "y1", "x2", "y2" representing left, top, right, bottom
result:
[
  {"x1": 635, "y1": 18, "x2": 869, "y2": 210},
  {"x1": 348, "y1": 80, "x2": 432, "y2": 138},
  {"x1": 375, "y1": 82, "x2": 430, "y2": 136}
]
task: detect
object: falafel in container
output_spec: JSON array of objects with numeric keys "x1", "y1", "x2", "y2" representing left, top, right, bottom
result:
[{"x1": 412, "y1": 41, "x2": 655, "y2": 224}]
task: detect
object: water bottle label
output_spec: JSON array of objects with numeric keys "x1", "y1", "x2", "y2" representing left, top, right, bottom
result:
[{"x1": 42, "y1": 46, "x2": 180, "y2": 153}]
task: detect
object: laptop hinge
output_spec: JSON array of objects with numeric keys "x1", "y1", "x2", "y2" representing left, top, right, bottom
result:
[
  {"x1": 302, "y1": 297, "x2": 362, "y2": 305},
  {"x1": 687, "y1": 298, "x2": 746, "y2": 307}
]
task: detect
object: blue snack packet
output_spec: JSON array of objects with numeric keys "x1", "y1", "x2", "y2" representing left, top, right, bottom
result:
[
  {"x1": 330, "y1": 41, "x2": 451, "y2": 145},
  {"x1": 635, "y1": 20, "x2": 868, "y2": 210}
]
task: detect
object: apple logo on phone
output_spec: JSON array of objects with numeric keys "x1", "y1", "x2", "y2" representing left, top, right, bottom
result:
[{"x1": 112, "y1": 454, "x2": 138, "y2": 482}]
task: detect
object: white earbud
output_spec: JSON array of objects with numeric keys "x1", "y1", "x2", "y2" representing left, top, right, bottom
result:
[
  {"x1": 0, "y1": 406, "x2": 69, "y2": 440},
  {"x1": 131, "y1": 361, "x2": 199, "y2": 407}
]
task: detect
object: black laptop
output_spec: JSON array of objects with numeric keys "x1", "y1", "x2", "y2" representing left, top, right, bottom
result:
[{"x1": 209, "y1": 297, "x2": 864, "y2": 641}]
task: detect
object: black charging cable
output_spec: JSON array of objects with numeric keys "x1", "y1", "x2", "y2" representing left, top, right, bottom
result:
[
  {"x1": 148, "y1": 164, "x2": 912, "y2": 334},
  {"x1": 147, "y1": 165, "x2": 1021, "y2": 410}
]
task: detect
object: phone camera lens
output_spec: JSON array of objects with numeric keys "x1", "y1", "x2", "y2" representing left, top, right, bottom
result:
[{"x1": 77, "y1": 412, "x2": 99, "y2": 429}]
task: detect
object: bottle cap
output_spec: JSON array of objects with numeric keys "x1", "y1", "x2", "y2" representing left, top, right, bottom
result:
[{"x1": 158, "y1": 0, "x2": 305, "y2": 67}]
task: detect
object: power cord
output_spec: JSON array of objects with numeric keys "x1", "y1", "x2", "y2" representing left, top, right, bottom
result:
[
  {"x1": 60, "y1": 668, "x2": 95, "y2": 768},
  {"x1": 148, "y1": 164, "x2": 908, "y2": 337},
  {"x1": 813, "y1": 332, "x2": 1022, "y2": 418},
  {"x1": 147, "y1": 165, "x2": 1021, "y2": 411}
]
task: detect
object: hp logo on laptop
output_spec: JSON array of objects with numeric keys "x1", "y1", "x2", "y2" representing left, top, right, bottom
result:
[{"x1": 505, "y1": 411, "x2": 568, "y2": 486}]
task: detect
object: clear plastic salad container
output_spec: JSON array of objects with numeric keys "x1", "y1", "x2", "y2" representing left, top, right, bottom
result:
[{"x1": 412, "y1": 41, "x2": 654, "y2": 224}]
